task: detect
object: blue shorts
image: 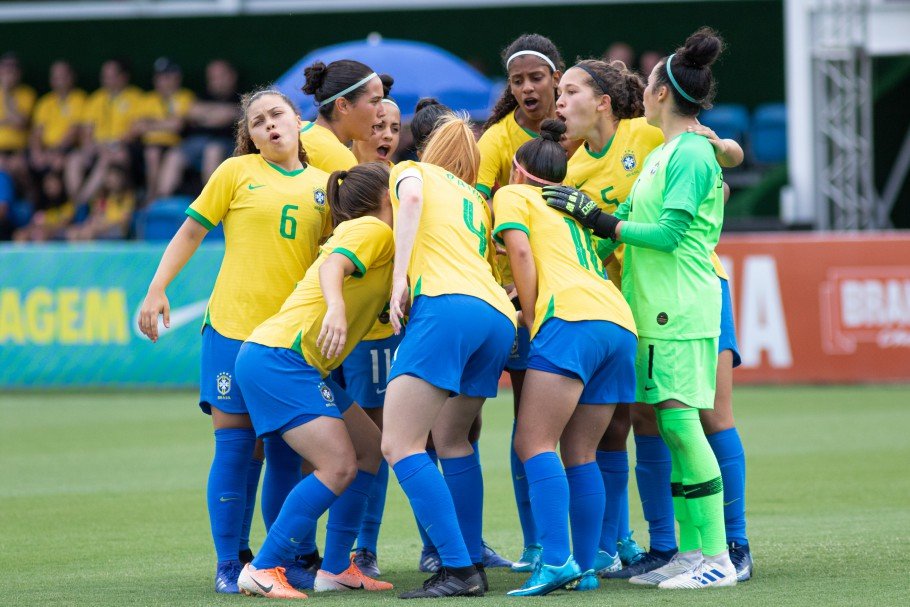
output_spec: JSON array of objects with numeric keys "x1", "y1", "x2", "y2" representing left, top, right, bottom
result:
[
  {"x1": 235, "y1": 342, "x2": 353, "y2": 438},
  {"x1": 199, "y1": 325, "x2": 246, "y2": 415},
  {"x1": 330, "y1": 331, "x2": 405, "y2": 409},
  {"x1": 718, "y1": 278, "x2": 742, "y2": 368},
  {"x1": 527, "y1": 318, "x2": 637, "y2": 405},
  {"x1": 504, "y1": 326, "x2": 531, "y2": 372},
  {"x1": 389, "y1": 294, "x2": 515, "y2": 398}
]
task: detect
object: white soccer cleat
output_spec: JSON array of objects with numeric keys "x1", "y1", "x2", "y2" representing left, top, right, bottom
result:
[
  {"x1": 629, "y1": 550, "x2": 703, "y2": 586},
  {"x1": 658, "y1": 558, "x2": 737, "y2": 589}
]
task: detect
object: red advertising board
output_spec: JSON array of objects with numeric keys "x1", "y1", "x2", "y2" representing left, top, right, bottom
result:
[{"x1": 716, "y1": 232, "x2": 910, "y2": 384}]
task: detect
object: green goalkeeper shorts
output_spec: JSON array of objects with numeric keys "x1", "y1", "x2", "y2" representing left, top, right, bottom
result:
[{"x1": 635, "y1": 336, "x2": 718, "y2": 409}]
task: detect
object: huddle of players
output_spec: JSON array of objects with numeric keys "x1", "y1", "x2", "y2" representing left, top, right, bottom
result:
[{"x1": 139, "y1": 25, "x2": 752, "y2": 600}]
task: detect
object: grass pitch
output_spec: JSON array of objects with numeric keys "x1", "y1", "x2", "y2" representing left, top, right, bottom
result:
[{"x1": 2, "y1": 386, "x2": 908, "y2": 606}]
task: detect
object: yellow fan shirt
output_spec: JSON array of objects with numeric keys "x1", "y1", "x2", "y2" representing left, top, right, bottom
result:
[
  {"x1": 82, "y1": 86, "x2": 145, "y2": 143},
  {"x1": 0, "y1": 85, "x2": 37, "y2": 150},
  {"x1": 32, "y1": 89, "x2": 86, "y2": 148},
  {"x1": 140, "y1": 88, "x2": 196, "y2": 146}
]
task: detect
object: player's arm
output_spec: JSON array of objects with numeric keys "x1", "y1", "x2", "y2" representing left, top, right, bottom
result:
[
  {"x1": 688, "y1": 123, "x2": 745, "y2": 168},
  {"x1": 390, "y1": 176, "x2": 423, "y2": 335},
  {"x1": 317, "y1": 253, "x2": 357, "y2": 360},
  {"x1": 501, "y1": 229, "x2": 537, "y2": 330},
  {"x1": 138, "y1": 218, "x2": 208, "y2": 342}
]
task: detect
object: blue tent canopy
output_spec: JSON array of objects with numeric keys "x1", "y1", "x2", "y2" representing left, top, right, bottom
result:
[{"x1": 274, "y1": 35, "x2": 501, "y2": 122}]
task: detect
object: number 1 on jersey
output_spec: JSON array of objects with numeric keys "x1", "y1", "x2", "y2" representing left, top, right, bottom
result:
[{"x1": 462, "y1": 198, "x2": 487, "y2": 257}]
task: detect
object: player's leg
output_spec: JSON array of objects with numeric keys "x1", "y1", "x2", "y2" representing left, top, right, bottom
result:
[
  {"x1": 594, "y1": 408, "x2": 632, "y2": 573},
  {"x1": 238, "y1": 439, "x2": 264, "y2": 564}
]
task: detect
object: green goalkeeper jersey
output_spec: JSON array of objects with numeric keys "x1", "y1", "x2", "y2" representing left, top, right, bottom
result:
[{"x1": 619, "y1": 131, "x2": 724, "y2": 340}]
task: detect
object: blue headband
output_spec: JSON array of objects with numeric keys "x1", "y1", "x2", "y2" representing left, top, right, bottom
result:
[
  {"x1": 317, "y1": 72, "x2": 378, "y2": 107},
  {"x1": 665, "y1": 54, "x2": 699, "y2": 104}
]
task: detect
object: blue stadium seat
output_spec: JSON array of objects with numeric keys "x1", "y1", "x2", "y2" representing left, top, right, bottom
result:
[
  {"x1": 699, "y1": 103, "x2": 750, "y2": 144},
  {"x1": 10, "y1": 199, "x2": 34, "y2": 228},
  {"x1": 750, "y1": 103, "x2": 787, "y2": 164},
  {"x1": 138, "y1": 196, "x2": 193, "y2": 241}
]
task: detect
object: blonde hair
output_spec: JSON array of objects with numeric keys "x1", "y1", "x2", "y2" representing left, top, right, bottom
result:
[{"x1": 420, "y1": 113, "x2": 480, "y2": 186}]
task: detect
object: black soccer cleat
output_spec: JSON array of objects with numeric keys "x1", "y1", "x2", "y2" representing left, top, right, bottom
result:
[{"x1": 399, "y1": 568, "x2": 485, "y2": 599}]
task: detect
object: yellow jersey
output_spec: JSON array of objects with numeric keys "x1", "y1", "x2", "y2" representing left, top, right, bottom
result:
[
  {"x1": 390, "y1": 161, "x2": 515, "y2": 325},
  {"x1": 247, "y1": 215, "x2": 395, "y2": 376},
  {"x1": 32, "y1": 89, "x2": 86, "y2": 148},
  {"x1": 0, "y1": 85, "x2": 37, "y2": 150},
  {"x1": 476, "y1": 109, "x2": 537, "y2": 199},
  {"x1": 140, "y1": 89, "x2": 196, "y2": 147},
  {"x1": 299, "y1": 121, "x2": 358, "y2": 174},
  {"x1": 92, "y1": 191, "x2": 135, "y2": 223},
  {"x1": 83, "y1": 86, "x2": 145, "y2": 143},
  {"x1": 186, "y1": 154, "x2": 332, "y2": 340},
  {"x1": 361, "y1": 160, "x2": 398, "y2": 342},
  {"x1": 493, "y1": 184, "x2": 636, "y2": 338}
]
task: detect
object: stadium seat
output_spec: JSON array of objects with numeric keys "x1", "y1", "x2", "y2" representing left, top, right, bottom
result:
[
  {"x1": 10, "y1": 199, "x2": 34, "y2": 228},
  {"x1": 750, "y1": 103, "x2": 787, "y2": 164},
  {"x1": 137, "y1": 196, "x2": 193, "y2": 241},
  {"x1": 699, "y1": 103, "x2": 750, "y2": 144}
]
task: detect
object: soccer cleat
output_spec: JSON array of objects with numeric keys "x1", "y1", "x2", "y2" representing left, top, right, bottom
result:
[
  {"x1": 603, "y1": 548, "x2": 674, "y2": 579},
  {"x1": 215, "y1": 559, "x2": 243, "y2": 594},
  {"x1": 352, "y1": 548, "x2": 381, "y2": 578},
  {"x1": 629, "y1": 550, "x2": 702, "y2": 586},
  {"x1": 314, "y1": 562, "x2": 393, "y2": 592},
  {"x1": 282, "y1": 560, "x2": 317, "y2": 590},
  {"x1": 418, "y1": 545, "x2": 441, "y2": 573},
  {"x1": 658, "y1": 559, "x2": 736, "y2": 589},
  {"x1": 507, "y1": 557, "x2": 584, "y2": 597},
  {"x1": 237, "y1": 563, "x2": 308, "y2": 599},
  {"x1": 511, "y1": 544, "x2": 542, "y2": 573},
  {"x1": 238, "y1": 549, "x2": 255, "y2": 565},
  {"x1": 473, "y1": 563, "x2": 489, "y2": 592},
  {"x1": 617, "y1": 531, "x2": 647, "y2": 566},
  {"x1": 296, "y1": 549, "x2": 322, "y2": 571},
  {"x1": 728, "y1": 541, "x2": 753, "y2": 582},
  {"x1": 399, "y1": 568, "x2": 485, "y2": 599},
  {"x1": 593, "y1": 550, "x2": 622, "y2": 576},
  {"x1": 482, "y1": 540, "x2": 513, "y2": 568},
  {"x1": 568, "y1": 570, "x2": 599, "y2": 592}
]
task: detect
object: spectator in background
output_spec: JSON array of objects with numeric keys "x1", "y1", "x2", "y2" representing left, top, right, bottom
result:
[
  {"x1": 65, "y1": 58, "x2": 144, "y2": 204},
  {"x1": 0, "y1": 52, "x2": 37, "y2": 188},
  {"x1": 638, "y1": 50, "x2": 662, "y2": 78},
  {"x1": 13, "y1": 171, "x2": 73, "y2": 242},
  {"x1": 137, "y1": 57, "x2": 195, "y2": 203},
  {"x1": 604, "y1": 42, "x2": 635, "y2": 70},
  {"x1": 29, "y1": 60, "x2": 86, "y2": 176},
  {"x1": 66, "y1": 163, "x2": 135, "y2": 240},
  {"x1": 156, "y1": 59, "x2": 239, "y2": 198},
  {"x1": 0, "y1": 167, "x2": 14, "y2": 240}
]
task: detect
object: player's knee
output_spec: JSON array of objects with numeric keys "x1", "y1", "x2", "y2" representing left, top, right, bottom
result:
[{"x1": 322, "y1": 458, "x2": 358, "y2": 493}]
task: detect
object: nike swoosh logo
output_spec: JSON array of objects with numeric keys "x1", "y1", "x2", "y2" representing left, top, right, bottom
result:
[
  {"x1": 253, "y1": 578, "x2": 273, "y2": 593},
  {"x1": 644, "y1": 386, "x2": 656, "y2": 391},
  {"x1": 132, "y1": 299, "x2": 209, "y2": 338},
  {"x1": 248, "y1": 184, "x2": 266, "y2": 190},
  {"x1": 220, "y1": 496, "x2": 238, "y2": 502},
  {"x1": 376, "y1": 388, "x2": 387, "y2": 394},
  {"x1": 724, "y1": 498, "x2": 741, "y2": 507},
  {"x1": 338, "y1": 581, "x2": 362, "y2": 590},
  {"x1": 515, "y1": 475, "x2": 526, "y2": 480},
  {"x1": 289, "y1": 538, "x2": 301, "y2": 544},
  {"x1": 575, "y1": 179, "x2": 589, "y2": 189}
]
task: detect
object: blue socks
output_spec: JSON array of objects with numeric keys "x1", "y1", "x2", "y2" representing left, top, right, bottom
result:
[
  {"x1": 253, "y1": 474, "x2": 337, "y2": 569},
  {"x1": 511, "y1": 421, "x2": 537, "y2": 548},
  {"x1": 596, "y1": 450, "x2": 628, "y2": 553},
  {"x1": 414, "y1": 449, "x2": 438, "y2": 549},
  {"x1": 394, "y1": 452, "x2": 471, "y2": 568},
  {"x1": 707, "y1": 427, "x2": 748, "y2": 545},
  {"x1": 239, "y1": 457, "x2": 263, "y2": 554},
  {"x1": 357, "y1": 460, "x2": 388, "y2": 554},
  {"x1": 440, "y1": 451, "x2": 483, "y2": 563},
  {"x1": 208, "y1": 428, "x2": 257, "y2": 563},
  {"x1": 322, "y1": 470, "x2": 376, "y2": 574},
  {"x1": 525, "y1": 452, "x2": 570, "y2": 566},
  {"x1": 633, "y1": 434, "x2": 677, "y2": 552},
  {"x1": 566, "y1": 462, "x2": 604, "y2": 571},
  {"x1": 261, "y1": 437, "x2": 302, "y2": 532}
]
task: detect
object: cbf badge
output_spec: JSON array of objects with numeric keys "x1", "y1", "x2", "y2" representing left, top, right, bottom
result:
[
  {"x1": 319, "y1": 382, "x2": 336, "y2": 407},
  {"x1": 621, "y1": 150, "x2": 637, "y2": 173},
  {"x1": 216, "y1": 372, "x2": 232, "y2": 400},
  {"x1": 313, "y1": 187, "x2": 327, "y2": 211}
]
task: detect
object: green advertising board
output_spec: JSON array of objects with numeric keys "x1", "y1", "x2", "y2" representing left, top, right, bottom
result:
[{"x1": 0, "y1": 243, "x2": 222, "y2": 388}]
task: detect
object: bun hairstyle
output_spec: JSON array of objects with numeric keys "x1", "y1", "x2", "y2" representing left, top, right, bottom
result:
[
  {"x1": 326, "y1": 162, "x2": 391, "y2": 228},
  {"x1": 303, "y1": 59, "x2": 392, "y2": 120},
  {"x1": 514, "y1": 118, "x2": 568, "y2": 186},
  {"x1": 654, "y1": 26, "x2": 725, "y2": 115},
  {"x1": 484, "y1": 33, "x2": 565, "y2": 131},
  {"x1": 421, "y1": 113, "x2": 481, "y2": 186},
  {"x1": 410, "y1": 97, "x2": 453, "y2": 153},
  {"x1": 234, "y1": 88, "x2": 307, "y2": 165},
  {"x1": 573, "y1": 59, "x2": 644, "y2": 119}
]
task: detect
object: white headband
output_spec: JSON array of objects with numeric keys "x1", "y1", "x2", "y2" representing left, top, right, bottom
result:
[
  {"x1": 506, "y1": 50, "x2": 557, "y2": 73},
  {"x1": 317, "y1": 72, "x2": 378, "y2": 107},
  {"x1": 381, "y1": 98, "x2": 399, "y2": 109}
]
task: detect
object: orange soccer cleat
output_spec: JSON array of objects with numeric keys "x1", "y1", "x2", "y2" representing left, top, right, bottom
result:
[
  {"x1": 237, "y1": 563, "x2": 308, "y2": 599},
  {"x1": 313, "y1": 560, "x2": 394, "y2": 592}
]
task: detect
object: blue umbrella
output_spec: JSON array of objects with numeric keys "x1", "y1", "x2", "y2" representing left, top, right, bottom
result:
[{"x1": 274, "y1": 35, "x2": 499, "y2": 122}]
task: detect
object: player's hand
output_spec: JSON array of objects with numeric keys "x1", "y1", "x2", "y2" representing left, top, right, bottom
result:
[
  {"x1": 542, "y1": 185, "x2": 619, "y2": 240},
  {"x1": 317, "y1": 303, "x2": 347, "y2": 360},
  {"x1": 389, "y1": 277, "x2": 410, "y2": 335},
  {"x1": 687, "y1": 123, "x2": 726, "y2": 155},
  {"x1": 138, "y1": 288, "x2": 170, "y2": 343}
]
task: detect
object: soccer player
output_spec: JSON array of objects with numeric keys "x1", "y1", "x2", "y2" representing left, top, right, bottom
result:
[
  {"x1": 299, "y1": 60, "x2": 391, "y2": 173},
  {"x1": 234, "y1": 163, "x2": 395, "y2": 599},
  {"x1": 545, "y1": 27, "x2": 737, "y2": 589},
  {"x1": 352, "y1": 97, "x2": 400, "y2": 165},
  {"x1": 494, "y1": 119, "x2": 637, "y2": 595},
  {"x1": 382, "y1": 115, "x2": 516, "y2": 598},
  {"x1": 137, "y1": 89, "x2": 331, "y2": 594},
  {"x1": 475, "y1": 35, "x2": 564, "y2": 573}
]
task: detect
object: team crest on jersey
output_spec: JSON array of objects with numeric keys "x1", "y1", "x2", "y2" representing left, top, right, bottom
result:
[
  {"x1": 313, "y1": 187, "x2": 327, "y2": 211},
  {"x1": 216, "y1": 372, "x2": 232, "y2": 399},
  {"x1": 621, "y1": 151, "x2": 637, "y2": 173},
  {"x1": 318, "y1": 381, "x2": 335, "y2": 404}
]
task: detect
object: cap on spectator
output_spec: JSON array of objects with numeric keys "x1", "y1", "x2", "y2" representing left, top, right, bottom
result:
[
  {"x1": 153, "y1": 57, "x2": 181, "y2": 74},
  {"x1": 0, "y1": 51, "x2": 20, "y2": 65}
]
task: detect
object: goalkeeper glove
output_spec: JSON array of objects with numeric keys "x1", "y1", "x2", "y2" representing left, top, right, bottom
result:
[{"x1": 542, "y1": 185, "x2": 619, "y2": 240}]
